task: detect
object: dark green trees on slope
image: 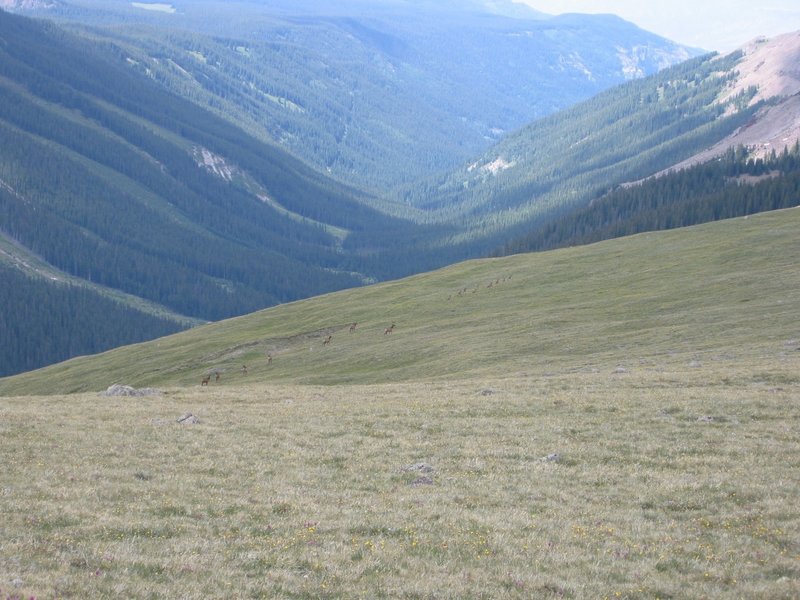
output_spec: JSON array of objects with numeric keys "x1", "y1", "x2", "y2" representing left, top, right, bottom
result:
[
  {"x1": 0, "y1": 9, "x2": 427, "y2": 323},
  {"x1": 0, "y1": 265, "x2": 184, "y2": 378},
  {"x1": 498, "y1": 144, "x2": 800, "y2": 255},
  {"x1": 405, "y1": 50, "x2": 762, "y2": 252},
  {"x1": 0, "y1": 8, "x2": 447, "y2": 376},
  {"x1": 31, "y1": 1, "x2": 697, "y2": 194}
]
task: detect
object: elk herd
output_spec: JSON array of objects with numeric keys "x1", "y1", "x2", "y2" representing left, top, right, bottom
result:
[
  {"x1": 200, "y1": 371, "x2": 222, "y2": 385},
  {"x1": 448, "y1": 274, "x2": 512, "y2": 301},
  {"x1": 199, "y1": 320, "x2": 394, "y2": 386},
  {"x1": 198, "y1": 269, "x2": 515, "y2": 385}
]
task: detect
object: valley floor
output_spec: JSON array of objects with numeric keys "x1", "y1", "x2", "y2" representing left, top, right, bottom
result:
[{"x1": 2, "y1": 356, "x2": 798, "y2": 599}]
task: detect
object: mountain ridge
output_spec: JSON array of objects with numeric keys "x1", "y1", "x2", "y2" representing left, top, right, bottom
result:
[
  {"x1": 405, "y1": 30, "x2": 800, "y2": 249},
  {"x1": 653, "y1": 31, "x2": 800, "y2": 175},
  {"x1": 3, "y1": 0, "x2": 697, "y2": 193}
]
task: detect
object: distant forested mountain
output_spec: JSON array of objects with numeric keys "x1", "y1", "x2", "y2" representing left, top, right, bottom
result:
[
  {"x1": 403, "y1": 50, "x2": 771, "y2": 251},
  {"x1": 4, "y1": 0, "x2": 697, "y2": 193},
  {"x1": 0, "y1": 7, "x2": 448, "y2": 375}
]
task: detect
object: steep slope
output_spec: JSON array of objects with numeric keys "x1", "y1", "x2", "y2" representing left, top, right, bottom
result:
[
  {"x1": 658, "y1": 31, "x2": 800, "y2": 173},
  {"x1": 0, "y1": 8, "x2": 430, "y2": 296},
  {"x1": 2, "y1": 205, "x2": 797, "y2": 395},
  {"x1": 0, "y1": 234, "x2": 203, "y2": 377},
  {"x1": 488, "y1": 31, "x2": 800, "y2": 256},
  {"x1": 404, "y1": 37, "x2": 799, "y2": 250},
  {"x1": 5, "y1": 0, "x2": 697, "y2": 193},
  {"x1": 499, "y1": 143, "x2": 800, "y2": 255},
  {"x1": 0, "y1": 9, "x2": 443, "y2": 374},
  {"x1": 0, "y1": 262, "x2": 188, "y2": 377}
]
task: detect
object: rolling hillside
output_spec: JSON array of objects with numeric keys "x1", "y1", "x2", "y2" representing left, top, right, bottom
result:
[
  {"x1": 0, "y1": 4, "x2": 796, "y2": 379},
  {"x1": 2, "y1": 206, "x2": 797, "y2": 396}
]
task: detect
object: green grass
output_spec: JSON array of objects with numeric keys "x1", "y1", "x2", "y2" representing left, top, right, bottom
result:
[
  {"x1": 1, "y1": 208, "x2": 798, "y2": 395},
  {"x1": 1, "y1": 209, "x2": 799, "y2": 598}
]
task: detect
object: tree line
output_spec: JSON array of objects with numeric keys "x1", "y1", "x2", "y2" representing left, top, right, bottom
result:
[{"x1": 498, "y1": 143, "x2": 800, "y2": 255}]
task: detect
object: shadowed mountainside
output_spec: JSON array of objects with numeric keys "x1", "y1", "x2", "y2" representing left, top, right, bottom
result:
[{"x1": 4, "y1": 0, "x2": 697, "y2": 193}]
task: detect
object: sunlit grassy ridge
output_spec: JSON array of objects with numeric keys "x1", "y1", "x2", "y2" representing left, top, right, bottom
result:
[
  {"x1": 1, "y1": 208, "x2": 799, "y2": 395},
  {"x1": 1, "y1": 210, "x2": 799, "y2": 599}
]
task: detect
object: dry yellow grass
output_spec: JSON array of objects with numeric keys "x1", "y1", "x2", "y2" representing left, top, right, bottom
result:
[{"x1": 2, "y1": 356, "x2": 798, "y2": 599}]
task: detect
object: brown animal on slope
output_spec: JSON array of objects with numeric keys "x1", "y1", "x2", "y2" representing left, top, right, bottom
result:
[
  {"x1": 384, "y1": 323, "x2": 396, "y2": 335},
  {"x1": 215, "y1": 371, "x2": 221, "y2": 382},
  {"x1": 201, "y1": 375, "x2": 211, "y2": 386},
  {"x1": 241, "y1": 364, "x2": 248, "y2": 375},
  {"x1": 323, "y1": 335, "x2": 333, "y2": 345},
  {"x1": 349, "y1": 322, "x2": 358, "y2": 333}
]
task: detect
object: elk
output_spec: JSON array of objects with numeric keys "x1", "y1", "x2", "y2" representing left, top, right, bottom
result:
[
  {"x1": 349, "y1": 322, "x2": 358, "y2": 333},
  {"x1": 241, "y1": 364, "x2": 248, "y2": 375},
  {"x1": 323, "y1": 335, "x2": 333, "y2": 345},
  {"x1": 384, "y1": 323, "x2": 396, "y2": 335},
  {"x1": 201, "y1": 375, "x2": 211, "y2": 386},
  {"x1": 215, "y1": 371, "x2": 221, "y2": 382},
  {"x1": 266, "y1": 353, "x2": 273, "y2": 365}
]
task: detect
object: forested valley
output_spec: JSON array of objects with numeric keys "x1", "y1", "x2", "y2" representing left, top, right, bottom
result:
[
  {"x1": 0, "y1": 8, "x2": 444, "y2": 314},
  {"x1": 0, "y1": 2, "x2": 796, "y2": 377},
  {"x1": 36, "y1": 0, "x2": 695, "y2": 194},
  {"x1": 405, "y1": 51, "x2": 759, "y2": 229},
  {"x1": 0, "y1": 265, "x2": 185, "y2": 377}
]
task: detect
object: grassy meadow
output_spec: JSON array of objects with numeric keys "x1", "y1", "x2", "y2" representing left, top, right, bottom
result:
[{"x1": 1, "y1": 209, "x2": 799, "y2": 598}]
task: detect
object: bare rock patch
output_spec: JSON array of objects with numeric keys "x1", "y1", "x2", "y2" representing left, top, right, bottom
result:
[
  {"x1": 401, "y1": 462, "x2": 435, "y2": 474},
  {"x1": 177, "y1": 412, "x2": 200, "y2": 425},
  {"x1": 101, "y1": 384, "x2": 161, "y2": 397}
]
